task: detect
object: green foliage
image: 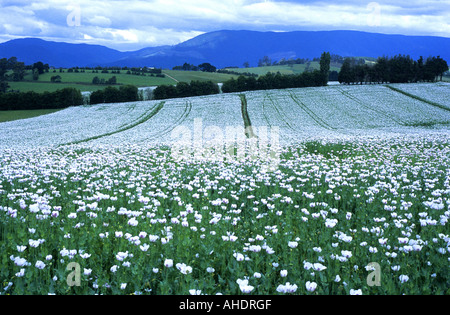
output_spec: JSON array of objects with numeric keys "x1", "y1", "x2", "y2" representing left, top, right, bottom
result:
[
  {"x1": 50, "y1": 75, "x2": 62, "y2": 83},
  {"x1": 303, "y1": 141, "x2": 358, "y2": 159},
  {"x1": 0, "y1": 109, "x2": 62, "y2": 123},
  {"x1": 0, "y1": 58, "x2": 9, "y2": 94},
  {"x1": 153, "y1": 80, "x2": 220, "y2": 100},
  {"x1": 1, "y1": 139, "x2": 449, "y2": 295},
  {"x1": 198, "y1": 63, "x2": 217, "y2": 73},
  {"x1": 339, "y1": 55, "x2": 449, "y2": 84},
  {"x1": 92, "y1": 76, "x2": 117, "y2": 85},
  {"x1": 320, "y1": 52, "x2": 331, "y2": 76},
  {"x1": 0, "y1": 88, "x2": 83, "y2": 111},
  {"x1": 89, "y1": 85, "x2": 139, "y2": 105},
  {"x1": 221, "y1": 52, "x2": 333, "y2": 92},
  {"x1": 221, "y1": 70, "x2": 326, "y2": 93},
  {"x1": 32, "y1": 69, "x2": 39, "y2": 81}
]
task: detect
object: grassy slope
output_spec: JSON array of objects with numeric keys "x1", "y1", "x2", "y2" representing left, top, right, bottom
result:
[
  {"x1": 8, "y1": 70, "x2": 174, "y2": 93},
  {"x1": 0, "y1": 109, "x2": 63, "y2": 123},
  {"x1": 226, "y1": 63, "x2": 341, "y2": 76},
  {"x1": 7, "y1": 69, "x2": 239, "y2": 93},
  {"x1": 163, "y1": 70, "x2": 238, "y2": 84},
  {"x1": 6, "y1": 62, "x2": 348, "y2": 94}
]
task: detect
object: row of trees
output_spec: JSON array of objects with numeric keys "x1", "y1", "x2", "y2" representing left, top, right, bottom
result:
[
  {"x1": 0, "y1": 83, "x2": 141, "y2": 110},
  {"x1": 0, "y1": 57, "x2": 26, "y2": 87},
  {"x1": 257, "y1": 53, "x2": 347, "y2": 68},
  {"x1": 63, "y1": 66, "x2": 162, "y2": 74},
  {"x1": 0, "y1": 88, "x2": 83, "y2": 111},
  {"x1": 338, "y1": 55, "x2": 448, "y2": 84},
  {"x1": 172, "y1": 63, "x2": 217, "y2": 73},
  {"x1": 1, "y1": 58, "x2": 55, "y2": 93},
  {"x1": 89, "y1": 85, "x2": 139, "y2": 105},
  {"x1": 221, "y1": 70, "x2": 327, "y2": 93},
  {"x1": 153, "y1": 80, "x2": 220, "y2": 100},
  {"x1": 217, "y1": 69, "x2": 259, "y2": 77},
  {"x1": 0, "y1": 58, "x2": 10, "y2": 93},
  {"x1": 223, "y1": 52, "x2": 331, "y2": 93},
  {"x1": 92, "y1": 76, "x2": 118, "y2": 85}
]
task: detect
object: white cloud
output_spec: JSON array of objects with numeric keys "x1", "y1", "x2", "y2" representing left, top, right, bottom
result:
[
  {"x1": 88, "y1": 15, "x2": 112, "y2": 27},
  {"x1": 0, "y1": 0, "x2": 448, "y2": 50}
]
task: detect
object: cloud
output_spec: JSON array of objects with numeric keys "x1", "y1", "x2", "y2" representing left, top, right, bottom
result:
[
  {"x1": 88, "y1": 15, "x2": 112, "y2": 27},
  {"x1": 0, "y1": 0, "x2": 448, "y2": 50}
]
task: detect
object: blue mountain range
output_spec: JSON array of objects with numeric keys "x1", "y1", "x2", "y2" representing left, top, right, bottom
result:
[{"x1": 1, "y1": 30, "x2": 449, "y2": 69}]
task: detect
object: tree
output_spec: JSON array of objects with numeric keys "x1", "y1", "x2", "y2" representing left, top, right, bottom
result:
[
  {"x1": 92, "y1": 76, "x2": 100, "y2": 85},
  {"x1": 388, "y1": 55, "x2": 415, "y2": 83},
  {"x1": 51, "y1": 75, "x2": 62, "y2": 83},
  {"x1": 415, "y1": 56, "x2": 425, "y2": 82},
  {"x1": 103, "y1": 86, "x2": 121, "y2": 103},
  {"x1": 107, "y1": 76, "x2": 117, "y2": 85},
  {"x1": 33, "y1": 61, "x2": 45, "y2": 75},
  {"x1": 32, "y1": 68, "x2": 40, "y2": 81},
  {"x1": 11, "y1": 62, "x2": 25, "y2": 81},
  {"x1": 320, "y1": 52, "x2": 331, "y2": 85},
  {"x1": 258, "y1": 56, "x2": 272, "y2": 67},
  {"x1": 198, "y1": 63, "x2": 217, "y2": 73},
  {"x1": 437, "y1": 56, "x2": 449, "y2": 81},
  {"x1": 373, "y1": 56, "x2": 390, "y2": 83},
  {"x1": 89, "y1": 90, "x2": 105, "y2": 104},
  {"x1": 320, "y1": 52, "x2": 331, "y2": 74},
  {"x1": 176, "y1": 82, "x2": 191, "y2": 98},
  {"x1": 425, "y1": 56, "x2": 449, "y2": 81},
  {"x1": 154, "y1": 84, "x2": 178, "y2": 100},
  {"x1": 0, "y1": 58, "x2": 9, "y2": 93},
  {"x1": 338, "y1": 58, "x2": 354, "y2": 84},
  {"x1": 56, "y1": 88, "x2": 83, "y2": 107},
  {"x1": 221, "y1": 77, "x2": 238, "y2": 93},
  {"x1": 119, "y1": 85, "x2": 139, "y2": 102},
  {"x1": 178, "y1": 63, "x2": 198, "y2": 71},
  {"x1": 354, "y1": 64, "x2": 369, "y2": 85},
  {"x1": 0, "y1": 81, "x2": 9, "y2": 94},
  {"x1": 243, "y1": 62, "x2": 250, "y2": 68},
  {"x1": 329, "y1": 71, "x2": 339, "y2": 82},
  {"x1": 7, "y1": 57, "x2": 18, "y2": 70}
]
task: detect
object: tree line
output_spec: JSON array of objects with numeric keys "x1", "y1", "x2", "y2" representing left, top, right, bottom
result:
[
  {"x1": 0, "y1": 88, "x2": 84, "y2": 111},
  {"x1": 153, "y1": 52, "x2": 332, "y2": 99},
  {"x1": 172, "y1": 63, "x2": 217, "y2": 73},
  {"x1": 222, "y1": 52, "x2": 331, "y2": 93},
  {"x1": 89, "y1": 85, "x2": 139, "y2": 105},
  {"x1": 338, "y1": 55, "x2": 448, "y2": 84},
  {"x1": 0, "y1": 84, "x2": 142, "y2": 110},
  {"x1": 153, "y1": 81, "x2": 220, "y2": 100},
  {"x1": 257, "y1": 53, "x2": 348, "y2": 68}
]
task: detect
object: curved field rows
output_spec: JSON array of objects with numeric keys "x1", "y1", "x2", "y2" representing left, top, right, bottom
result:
[
  {"x1": 339, "y1": 85, "x2": 450, "y2": 126},
  {"x1": 244, "y1": 90, "x2": 336, "y2": 145},
  {"x1": 1, "y1": 83, "x2": 449, "y2": 149},
  {"x1": 388, "y1": 83, "x2": 450, "y2": 110},
  {"x1": 0, "y1": 101, "x2": 160, "y2": 149},
  {"x1": 244, "y1": 86, "x2": 408, "y2": 144},
  {"x1": 87, "y1": 93, "x2": 245, "y2": 146},
  {"x1": 288, "y1": 86, "x2": 401, "y2": 129},
  {"x1": 244, "y1": 84, "x2": 450, "y2": 145}
]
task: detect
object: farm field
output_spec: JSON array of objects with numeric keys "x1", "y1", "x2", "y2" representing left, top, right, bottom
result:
[
  {"x1": 0, "y1": 83, "x2": 449, "y2": 295},
  {"x1": 225, "y1": 63, "x2": 329, "y2": 76},
  {"x1": 6, "y1": 69, "x2": 239, "y2": 94},
  {"x1": 163, "y1": 70, "x2": 239, "y2": 84},
  {"x1": 0, "y1": 109, "x2": 63, "y2": 123}
]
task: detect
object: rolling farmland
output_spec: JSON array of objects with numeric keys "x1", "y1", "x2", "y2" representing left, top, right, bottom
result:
[
  {"x1": 2, "y1": 83, "x2": 449, "y2": 148},
  {"x1": 0, "y1": 83, "x2": 449, "y2": 295}
]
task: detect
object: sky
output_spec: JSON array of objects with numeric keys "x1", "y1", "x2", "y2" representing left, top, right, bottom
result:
[{"x1": 0, "y1": 0, "x2": 449, "y2": 51}]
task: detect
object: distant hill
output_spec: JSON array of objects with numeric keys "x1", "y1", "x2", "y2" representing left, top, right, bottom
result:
[
  {"x1": 1, "y1": 30, "x2": 450, "y2": 69},
  {"x1": 0, "y1": 38, "x2": 128, "y2": 68}
]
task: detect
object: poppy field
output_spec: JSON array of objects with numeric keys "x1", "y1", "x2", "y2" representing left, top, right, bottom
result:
[{"x1": 1, "y1": 83, "x2": 449, "y2": 295}]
